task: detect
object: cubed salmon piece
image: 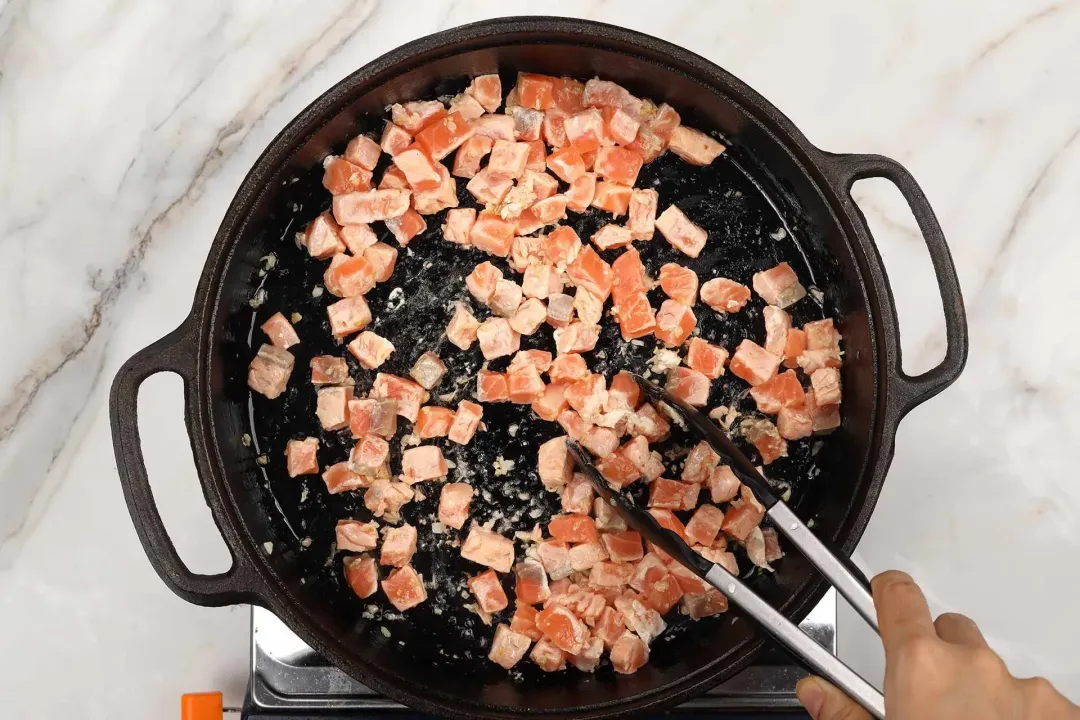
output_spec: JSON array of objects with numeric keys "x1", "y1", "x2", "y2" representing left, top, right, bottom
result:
[
  {"x1": 741, "y1": 418, "x2": 787, "y2": 465},
  {"x1": 565, "y1": 172, "x2": 598, "y2": 213},
  {"x1": 340, "y1": 223, "x2": 379, "y2": 255},
  {"x1": 777, "y1": 403, "x2": 813, "y2": 440},
  {"x1": 316, "y1": 386, "x2": 352, "y2": 431},
  {"x1": 491, "y1": 279, "x2": 523, "y2": 317},
  {"x1": 593, "y1": 497, "x2": 628, "y2": 534},
  {"x1": 568, "y1": 541, "x2": 608, "y2": 573},
  {"x1": 648, "y1": 509, "x2": 688, "y2": 546},
  {"x1": 682, "y1": 441, "x2": 720, "y2": 485},
  {"x1": 589, "y1": 561, "x2": 635, "y2": 588},
  {"x1": 519, "y1": 263, "x2": 561, "y2": 300},
  {"x1": 560, "y1": 474, "x2": 595, "y2": 515},
  {"x1": 382, "y1": 564, "x2": 428, "y2": 612},
  {"x1": 476, "y1": 317, "x2": 520, "y2": 360},
  {"x1": 548, "y1": 514, "x2": 599, "y2": 544},
  {"x1": 516, "y1": 72, "x2": 555, "y2": 110},
  {"x1": 566, "y1": 246, "x2": 612, "y2": 301},
  {"x1": 593, "y1": 606, "x2": 627, "y2": 650},
  {"x1": 380, "y1": 524, "x2": 418, "y2": 568},
  {"x1": 707, "y1": 465, "x2": 741, "y2": 503},
  {"x1": 811, "y1": 367, "x2": 842, "y2": 405},
  {"x1": 798, "y1": 348, "x2": 843, "y2": 374},
  {"x1": 805, "y1": 318, "x2": 842, "y2": 350},
  {"x1": 486, "y1": 140, "x2": 530, "y2": 179},
  {"x1": 536, "y1": 605, "x2": 587, "y2": 655},
  {"x1": 615, "y1": 593, "x2": 667, "y2": 645},
  {"x1": 544, "y1": 147, "x2": 586, "y2": 184},
  {"x1": 345, "y1": 134, "x2": 382, "y2": 170},
  {"x1": 532, "y1": 382, "x2": 569, "y2": 421},
  {"x1": 605, "y1": 371, "x2": 640, "y2": 413},
  {"x1": 364, "y1": 479, "x2": 415, "y2": 519},
  {"x1": 610, "y1": 247, "x2": 647, "y2": 304},
  {"x1": 414, "y1": 406, "x2": 455, "y2": 439},
  {"x1": 668, "y1": 125, "x2": 726, "y2": 166},
  {"x1": 507, "y1": 362, "x2": 545, "y2": 404},
  {"x1": 336, "y1": 518, "x2": 379, "y2": 552},
  {"x1": 380, "y1": 122, "x2": 412, "y2": 157},
  {"x1": 523, "y1": 195, "x2": 568, "y2": 231},
  {"x1": 537, "y1": 539, "x2": 573, "y2": 581},
  {"x1": 569, "y1": 636, "x2": 604, "y2": 673},
  {"x1": 445, "y1": 303, "x2": 480, "y2": 351},
  {"x1": 721, "y1": 486, "x2": 767, "y2": 541},
  {"x1": 640, "y1": 566, "x2": 683, "y2": 615},
  {"x1": 452, "y1": 135, "x2": 493, "y2": 179},
  {"x1": 447, "y1": 400, "x2": 483, "y2": 445},
  {"x1": 553, "y1": 322, "x2": 601, "y2": 355},
  {"x1": 685, "y1": 504, "x2": 726, "y2": 547},
  {"x1": 543, "y1": 77, "x2": 582, "y2": 114},
  {"x1": 597, "y1": 452, "x2": 641, "y2": 488},
  {"x1": 627, "y1": 102, "x2": 681, "y2": 162},
  {"x1": 350, "y1": 434, "x2": 390, "y2": 473},
  {"x1": 542, "y1": 226, "x2": 582, "y2": 267},
  {"x1": 438, "y1": 482, "x2": 473, "y2": 530},
  {"x1": 543, "y1": 110, "x2": 568, "y2": 148},
  {"x1": 469, "y1": 569, "x2": 510, "y2": 614},
  {"x1": 310, "y1": 355, "x2": 348, "y2": 386},
  {"x1": 462, "y1": 526, "x2": 515, "y2": 573},
  {"x1": 488, "y1": 624, "x2": 532, "y2": 670},
  {"x1": 730, "y1": 339, "x2": 782, "y2": 386},
  {"x1": 378, "y1": 164, "x2": 408, "y2": 190},
  {"x1": 654, "y1": 299, "x2": 697, "y2": 347},
  {"x1": 520, "y1": 140, "x2": 547, "y2": 172},
  {"x1": 681, "y1": 588, "x2": 730, "y2": 620},
  {"x1": 347, "y1": 331, "x2": 394, "y2": 369},
  {"x1": 362, "y1": 242, "x2": 398, "y2": 283},
  {"x1": 471, "y1": 114, "x2": 516, "y2": 142},
  {"x1": 648, "y1": 478, "x2": 700, "y2": 511},
  {"x1": 806, "y1": 389, "x2": 842, "y2": 432},
  {"x1": 601, "y1": 531, "x2": 644, "y2": 563},
  {"x1": 401, "y1": 445, "x2": 447, "y2": 483},
  {"x1": 616, "y1": 291, "x2": 656, "y2": 341},
  {"x1": 285, "y1": 437, "x2": 319, "y2": 476},
  {"x1": 591, "y1": 224, "x2": 633, "y2": 251},
  {"x1": 753, "y1": 262, "x2": 807, "y2": 309},
  {"x1": 564, "y1": 374, "x2": 608, "y2": 421},
  {"x1": 333, "y1": 189, "x2": 411, "y2": 225},
  {"x1": 602, "y1": 105, "x2": 641, "y2": 145},
  {"x1": 322, "y1": 156, "x2": 372, "y2": 195},
  {"x1": 476, "y1": 370, "x2": 509, "y2": 403},
  {"x1": 302, "y1": 212, "x2": 346, "y2": 259},
  {"x1": 665, "y1": 366, "x2": 710, "y2": 406},
  {"x1": 750, "y1": 369, "x2": 806, "y2": 414},
  {"x1": 591, "y1": 181, "x2": 632, "y2": 216},
  {"x1": 510, "y1": 107, "x2": 544, "y2": 143},
  {"x1": 628, "y1": 403, "x2": 671, "y2": 444},
  {"x1": 657, "y1": 264, "x2": 697, "y2": 307},
  {"x1": 466, "y1": 167, "x2": 514, "y2": 205},
  {"x1": 628, "y1": 552, "x2": 669, "y2": 593},
  {"x1": 582, "y1": 78, "x2": 641, "y2": 111},
  {"x1": 686, "y1": 337, "x2": 728, "y2": 379},
  {"x1": 384, "y1": 208, "x2": 427, "y2": 246},
  {"x1": 371, "y1": 372, "x2": 429, "y2": 422},
  {"x1": 515, "y1": 558, "x2": 551, "y2": 606},
  {"x1": 508, "y1": 349, "x2": 553, "y2": 375},
  {"x1": 656, "y1": 205, "x2": 707, "y2": 258},
  {"x1": 470, "y1": 211, "x2": 515, "y2": 257},
  {"x1": 348, "y1": 397, "x2": 398, "y2": 439},
  {"x1": 260, "y1": 312, "x2": 300, "y2": 350},
  {"x1": 548, "y1": 353, "x2": 590, "y2": 383},
  {"x1": 594, "y1": 146, "x2": 644, "y2": 186},
  {"x1": 524, "y1": 170, "x2": 559, "y2": 200},
  {"x1": 564, "y1": 108, "x2": 607, "y2": 153},
  {"x1": 415, "y1": 111, "x2": 474, "y2": 161},
  {"x1": 626, "y1": 188, "x2": 659, "y2": 241},
  {"x1": 449, "y1": 91, "x2": 487, "y2": 122},
  {"x1": 343, "y1": 555, "x2": 379, "y2": 599},
  {"x1": 760, "y1": 306, "x2": 792, "y2": 359},
  {"x1": 466, "y1": 261, "x2": 503, "y2": 305},
  {"x1": 698, "y1": 278, "x2": 751, "y2": 315},
  {"x1": 391, "y1": 100, "x2": 446, "y2": 134},
  {"x1": 511, "y1": 603, "x2": 544, "y2": 641},
  {"x1": 466, "y1": 74, "x2": 502, "y2": 113},
  {"x1": 409, "y1": 351, "x2": 447, "y2": 390},
  {"x1": 322, "y1": 461, "x2": 366, "y2": 494},
  {"x1": 538, "y1": 436, "x2": 574, "y2": 491},
  {"x1": 415, "y1": 164, "x2": 460, "y2": 217}
]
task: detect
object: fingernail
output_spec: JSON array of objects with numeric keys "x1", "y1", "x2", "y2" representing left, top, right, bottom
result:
[{"x1": 795, "y1": 677, "x2": 825, "y2": 719}]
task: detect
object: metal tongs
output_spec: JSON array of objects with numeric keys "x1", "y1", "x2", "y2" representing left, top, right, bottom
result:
[{"x1": 566, "y1": 375, "x2": 885, "y2": 719}]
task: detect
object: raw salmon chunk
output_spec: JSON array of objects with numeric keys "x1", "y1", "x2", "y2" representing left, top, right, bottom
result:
[
  {"x1": 591, "y1": 224, "x2": 633, "y2": 251},
  {"x1": 594, "y1": 146, "x2": 644, "y2": 186},
  {"x1": 371, "y1": 373, "x2": 429, "y2": 422},
  {"x1": 729, "y1": 339, "x2": 782, "y2": 387},
  {"x1": 348, "y1": 398, "x2": 398, "y2": 439},
  {"x1": 391, "y1": 147, "x2": 441, "y2": 190},
  {"x1": 763, "y1": 305, "x2": 792, "y2": 358},
  {"x1": 641, "y1": 566, "x2": 683, "y2": 614},
  {"x1": 615, "y1": 594, "x2": 666, "y2": 644},
  {"x1": 322, "y1": 462, "x2": 366, "y2": 494},
  {"x1": 517, "y1": 73, "x2": 556, "y2": 110},
  {"x1": 665, "y1": 366, "x2": 711, "y2": 406},
  {"x1": 648, "y1": 478, "x2": 700, "y2": 511},
  {"x1": 364, "y1": 479, "x2": 414, "y2": 519},
  {"x1": 654, "y1": 299, "x2": 697, "y2": 347},
  {"x1": 448, "y1": 400, "x2": 483, "y2": 445},
  {"x1": 461, "y1": 526, "x2": 515, "y2": 573},
  {"x1": 532, "y1": 382, "x2": 570, "y2": 421},
  {"x1": 682, "y1": 441, "x2": 721, "y2": 484},
  {"x1": 310, "y1": 355, "x2": 348, "y2": 385},
  {"x1": 363, "y1": 242, "x2": 398, "y2": 282},
  {"x1": 380, "y1": 122, "x2": 412, "y2": 157},
  {"x1": 616, "y1": 291, "x2": 656, "y2": 341},
  {"x1": 410, "y1": 351, "x2": 448, "y2": 390},
  {"x1": 753, "y1": 262, "x2": 807, "y2": 309},
  {"x1": 568, "y1": 541, "x2": 608, "y2": 572},
  {"x1": 656, "y1": 205, "x2": 707, "y2": 258},
  {"x1": 548, "y1": 514, "x2": 599, "y2": 543},
  {"x1": 382, "y1": 564, "x2": 428, "y2": 611},
  {"x1": 685, "y1": 504, "x2": 726, "y2": 547},
  {"x1": 508, "y1": 362, "x2": 545, "y2": 404},
  {"x1": 343, "y1": 555, "x2": 379, "y2": 599},
  {"x1": 750, "y1": 369, "x2": 806, "y2": 414},
  {"x1": 402, "y1": 445, "x2": 448, "y2": 483},
  {"x1": 302, "y1": 212, "x2": 345, "y2": 258},
  {"x1": 322, "y1": 156, "x2": 372, "y2": 195},
  {"x1": 566, "y1": 173, "x2": 597, "y2": 213},
  {"x1": 414, "y1": 406, "x2": 456, "y2": 438},
  {"x1": 345, "y1": 134, "x2": 382, "y2": 170},
  {"x1": 546, "y1": 147, "x2": 587, "y2": 183},
  {"x1": 515, "y1": 558, "x2": 552, "y2": 605},
  {"x1": 261, "y1": 312, "x2": 300, "y2": 349},
  {"x1": 471, "y1": 114, "x2": 516, "y2": 141},
  {"x1": 700, "y1": 277, "x2": 751, "y2": 313},
  {"x1": 567, "y1": 246, "x2": 613, "y2": 301},
  {"x1": 602, "y1": 105, "x2": 641, "y2": 144},
  {"x1": 536, "y1": 605, "x2": 587, "y2": 654},
  {"x1": 806, "y1": 389, "x2": 841, "y2": 432},
  {"x1": 327, "y1": 254, "x2": 378, "y2": 297},
  {"x1": 336, "y1": 519, "x2": 379, "y2": 552},
  {"x1": 707, "y1": 466, "x2": 741, "y2": 503},
  {"x1": 542, "y1": 226, "x2": 582, "y2": 268},
  {"x1": 477, "y1": 370, "x2": 510, "y2": 403},
  {"x1": 668, "y1": 126, "x2": 726, "y2": 165},
  {"x1": 348, "y1": 331, "x2": 394, "y2": 369},
  {"x1": 564, "y1": 108, "x2": 606, "y2": 153},
  {"x1": 657, "y1": 264, "x2": 697, "y2": 306},
  {"x1": 591, "y1": 181, "x2": 632, "y2": 216},
  {"x1": 470, "y1": 211, "x2": 516, "y2": 257},
  {"x1": 804, "y1": 318, "x2": 842, "y2": 351},
  {"x1": 686, "y1": 337, "x2": 728, "y2": 379},
  {"x1": 627, "y1": 188, "x2": 658, "y2": 240},
  {"x1": 488, "y1": 624, "x2": 532, "y2": 669},
  {"x1": 438, "y1": 483, "x2": 473, "y2": 530},
  {"x1": 466, "y1": 261, "x2": 503, "y2": 305},
  {"x1": 601, "y1": 531, "x2": 644, "y2": 563},
  {"x1": 489, "y1": 140, "x2": 532, "y2": 178},
  {"x1": 415, "y1": 111, "x2": 474, "y2": 161},
  {"x1": 446, "y1": 303, "x2": 480, "y2": 350},
  {"x1": 470, "y1": 569, "x2": 510, "y2": 613},
  {"x1": 285, "y1": 437, "x2": 319, "y2": 477},
  {"x1": 466, "y1": 74, "x2": 502, "y2": 113},
  {"x1": 610, "y1": 632, "x2": 649, "y2": 674},
  {"x1": 811, "y1": 367, "x2": 842, "y2": 405},
  {"x1": 391, "y1": 100, "x2": 446, "y2": 134},
  {"x1": 385, "y1": 208, "x2": 427, "y2": 246},
  {"x1": 741, "y1": 418, "x2": 787, "y2": 465},
  {"x1": 381, "y1": 524, "x2": 418, "y2": 567},
  {"x1": 333, "y1": 189, "x2": 411, "y2": 225},
  {"x1": 316, "y1": 386, "x2": 352, "y2": 430},
  {"x1": 340, "y1": 223, "x2": 378, "y2": 254},
  {"x1": 467, "y1": 168, "x2": 514, "y2": 206},
  {"x1": 350, "y1": 435, "x2": 389, "y2": 473},
  {"x1": 777, "y1": 404, "x2": 813, "y2": 440},
  {"x1": 537, "y1": 539, "x2": 573, "y2": 581},
  {"x1": 477, "y1": 317, "x2": 521, "y2": 360}
]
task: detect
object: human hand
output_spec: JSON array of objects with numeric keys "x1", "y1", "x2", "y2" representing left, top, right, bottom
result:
[{"x1": 795, "y1": 570, "x2": 1079, "y2": 719}]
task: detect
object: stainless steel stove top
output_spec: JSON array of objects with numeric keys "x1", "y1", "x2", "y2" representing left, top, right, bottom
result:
[{"x1": 246, "y1": 589, "x2": 834, "y2": 715}]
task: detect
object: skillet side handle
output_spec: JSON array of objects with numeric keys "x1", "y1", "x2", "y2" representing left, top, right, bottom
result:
[
  {"x1": 822, "y1": 152, "x2": 969, "y2": 416},
  {"x1": 110, "y1": 319, "x2": 259, "y2": 607}
]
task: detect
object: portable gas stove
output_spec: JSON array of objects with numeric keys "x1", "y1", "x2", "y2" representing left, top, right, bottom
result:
[{"x1": 241, "y1": 590, "x2": 834, "y2": 717}]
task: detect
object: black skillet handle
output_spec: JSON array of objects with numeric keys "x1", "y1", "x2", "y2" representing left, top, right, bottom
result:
[
  {"x1": 109, "y1": 319, "x2": 261, "y2": 607},
  {"x1": 820, "y1": 152, "x2": 969, "y2": 416}
]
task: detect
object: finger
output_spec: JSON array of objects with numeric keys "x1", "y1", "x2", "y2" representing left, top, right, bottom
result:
[
  {"x1": 871, "y1": 570, "x2": 936, "y2": 657},
  {"x1": 933, "y1": 612, "x2": 989, "y2": 648},
  {"x1": 796, "y1": 676, "x2": 872, "y2": 720}
]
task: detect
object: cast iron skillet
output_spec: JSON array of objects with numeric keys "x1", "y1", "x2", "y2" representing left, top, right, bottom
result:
[{"x1": 109, "y1": 17, "x2": 967, "y2": 719}]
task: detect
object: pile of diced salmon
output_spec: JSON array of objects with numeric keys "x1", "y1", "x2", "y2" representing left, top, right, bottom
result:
[{"x1": 247, "y1": 71, "x2": 843, "y2": 675}]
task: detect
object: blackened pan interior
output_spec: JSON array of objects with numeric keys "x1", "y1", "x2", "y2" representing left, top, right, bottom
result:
[{"x1": 205, "y1": 22, "x2": 878, "y2": 718}]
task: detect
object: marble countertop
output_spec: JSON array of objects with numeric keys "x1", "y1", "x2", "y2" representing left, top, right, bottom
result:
[{"x1": 2, "y1": 0, "x2": 1078, "y2": 716}]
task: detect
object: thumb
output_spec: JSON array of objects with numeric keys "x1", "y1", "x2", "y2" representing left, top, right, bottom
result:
[{"x1": 795, "y1": 676, "x2": 871, "y2": 720}]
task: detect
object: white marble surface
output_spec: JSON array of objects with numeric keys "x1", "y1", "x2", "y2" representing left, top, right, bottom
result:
[{"x1": 2, "y1": 0, "x2": 1079, "y2": 716}]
